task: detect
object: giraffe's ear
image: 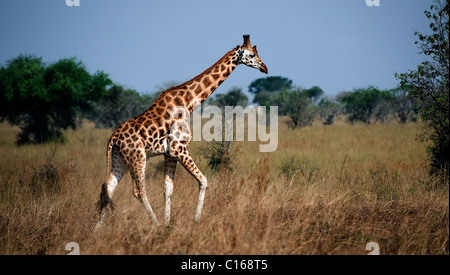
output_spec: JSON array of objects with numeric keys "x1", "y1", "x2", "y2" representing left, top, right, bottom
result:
[
  {"x1": 242, "y1": 34, "x2": 251, "y2": 48},
  {"x1": 253, "y1": 45, "x2": 257, "y2": 52}
]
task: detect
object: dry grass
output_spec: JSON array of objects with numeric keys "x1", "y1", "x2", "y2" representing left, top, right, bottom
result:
[{"x1": 0, "y1": 119, "x2": 448, "y2": 255}]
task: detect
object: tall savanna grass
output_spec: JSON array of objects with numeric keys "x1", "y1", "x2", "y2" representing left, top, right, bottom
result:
[{"x1": 0, "y1": 119, "x2": 448, "y2": 254}]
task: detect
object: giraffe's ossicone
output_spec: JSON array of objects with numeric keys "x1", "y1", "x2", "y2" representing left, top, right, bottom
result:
[{"x1": 95, "y1": 35, "x2": 268, "y2": 230}]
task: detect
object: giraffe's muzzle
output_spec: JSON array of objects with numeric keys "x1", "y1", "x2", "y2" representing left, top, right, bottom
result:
[{"x1": 259, "y1": 63, "x2": 268, "y2": 74}]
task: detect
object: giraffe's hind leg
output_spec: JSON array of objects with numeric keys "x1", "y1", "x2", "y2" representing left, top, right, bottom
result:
[
  {"x1": 130, "y1": 147, "x2": 160, "y2": 226},
  {"x1": 95, "y1": 146, "x2": 128, "y2": 231}
]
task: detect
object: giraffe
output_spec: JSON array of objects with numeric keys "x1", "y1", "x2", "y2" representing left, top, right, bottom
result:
[{"x1": 95, "y1": 34, "x2": 268, "y2": 230}]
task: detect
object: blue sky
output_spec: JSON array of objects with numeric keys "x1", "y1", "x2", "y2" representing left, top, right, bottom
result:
[{"x1": 0, "y1": 0, "x2": 432, "y2": 98}]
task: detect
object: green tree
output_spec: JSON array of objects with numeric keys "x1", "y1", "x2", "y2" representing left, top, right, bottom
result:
[
  {"x1": 338, "y1": 86, "x2": 392, "y2": 124},
  {"x1": 273, "y1": 88, "x2": 317, "y2": 128},
  {"x1": 248, "y1": 76, "x2": 293, "y2": 106},
  {"x1": 209, "y1": 86, "x2": 248, "y2": 108},
  {"x1": 85, "y1": 84, "x2": 156, "y2": 128},
  {"x1": 0, "y1": 55, "x2": 112, "y2": 144},
  {"x1": 395, "y1": 0, "x2": 449, "y2": 177},
  {"x1": 270, "y1": 88, "x2": 291, "y2": 116},
  {"x1": 317, "y1": 97, "x2": 341, "y2": 125},
  {"x1": 388, "y1": 87, "x2": 419, "y2": 124},
  {"x1": 304, "y1": 86, "x2": 324, "y2": 104}
]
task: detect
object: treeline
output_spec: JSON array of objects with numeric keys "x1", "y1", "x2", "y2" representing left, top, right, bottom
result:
[
  {"x1": 0, "y1": 55, "x2": 419, "y2": 145},
  {"x1": 84, "y1": 84, "x2": 159, "y2": 128},
  {"x1": 0, "y1": 54, "x2": 165, "y2": 144},
  {"x1": 208, "y1": 76, "x2": 419, "y2": 128}
]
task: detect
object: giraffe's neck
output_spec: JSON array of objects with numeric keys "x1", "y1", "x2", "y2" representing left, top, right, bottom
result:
[
  {"x1": 158, "y1": 47, "x2": 240, "y2": 113},
  {"x1": 190, "y1": 47, "x2": 240, "y2": 105}
]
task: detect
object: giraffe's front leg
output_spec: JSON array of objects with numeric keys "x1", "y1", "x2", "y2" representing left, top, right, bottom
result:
[
  {"x1": 168, "y1": 118, "x2": 207, "y2": 222},
  {"x1": 194, "y1": 173, "x2": 208, "y2": 222},
  {"x1": 177, "y1": 150, "x2": 208, "y2": 222},
  {"x1": 163, "y1": 156, "x2": 177, "y2": 225}
]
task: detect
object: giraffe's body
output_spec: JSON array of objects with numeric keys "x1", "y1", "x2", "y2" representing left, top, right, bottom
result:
[{"x1": 95, "y1": 35, "x2": 267, "y2": 229}]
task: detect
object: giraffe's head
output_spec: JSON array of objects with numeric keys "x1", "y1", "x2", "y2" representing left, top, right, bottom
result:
[{"x1": 238, "y1": 34, "x2": 268, "y2": 74}]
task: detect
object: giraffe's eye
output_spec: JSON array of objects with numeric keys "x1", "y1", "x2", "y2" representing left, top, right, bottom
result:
[{"x1": 249, "y1": 53, "x2": 255, "y2": 58}]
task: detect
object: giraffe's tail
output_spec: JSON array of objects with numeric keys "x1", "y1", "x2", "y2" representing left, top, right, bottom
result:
[
  {"x1": 97, "y1": 136, "x2": 115, "y2": 214},
  {"x1": 105, "y1": 136, "x2": 114, "y2": 180},
  {"x1": 97, "y1": 182, "x2": 115, "y2": 213}
]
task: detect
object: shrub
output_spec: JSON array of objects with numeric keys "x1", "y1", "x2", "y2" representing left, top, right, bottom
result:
[{"x1": 395, "y1": 0, "x2": 449, "y2": 180}]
